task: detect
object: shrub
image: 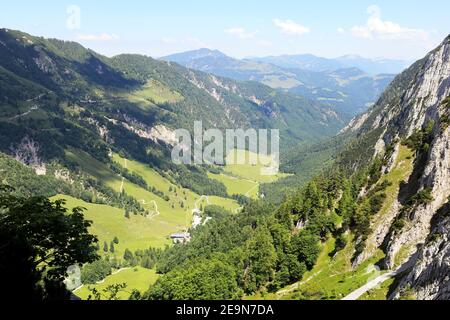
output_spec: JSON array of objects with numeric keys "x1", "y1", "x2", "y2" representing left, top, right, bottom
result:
[{"x1": 81, "y1": 259, "x2": 112, "y2": 284}]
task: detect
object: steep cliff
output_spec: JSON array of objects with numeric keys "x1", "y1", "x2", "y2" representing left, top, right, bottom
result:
[{"x1": 343, "y1": 35, "x2": 450, "y2": 299}]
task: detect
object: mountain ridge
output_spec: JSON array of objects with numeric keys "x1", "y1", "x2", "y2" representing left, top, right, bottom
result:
[
  {"x1": 162, "y1": 48, "x2": 398, "y2": 116},
  {"x1": 339, "y1": 33, "x2": 450, "y2": 299}
]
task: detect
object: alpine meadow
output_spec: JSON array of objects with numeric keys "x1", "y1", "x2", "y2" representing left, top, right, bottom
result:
[{"x1": 1, "y1": 1, "x2": 450, "y2": 311}]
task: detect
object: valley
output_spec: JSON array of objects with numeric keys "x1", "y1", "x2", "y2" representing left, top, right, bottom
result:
[
  {"x1": 50, "y1": 148, "x2": 286, "y2": 299},
  {"x1": 0, "y1": 21, "x2": 449, "y2": 303}
]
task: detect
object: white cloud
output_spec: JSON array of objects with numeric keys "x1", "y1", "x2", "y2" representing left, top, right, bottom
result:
[
  {"x1": 76, "y1": 33, "x2": 119, "y2": 41},
  {"x1": 351, "y1": 5, "x2": 428, "y2": 40},
  {"x1": 273, "y1": 19, "x2": 310, "y2": 36},
  {"x1": 225, "y1": 27, "x2": 258, "y2": 40},
  {"x1": 337, "y1": 27, "x2": 346, "y2": 34}
]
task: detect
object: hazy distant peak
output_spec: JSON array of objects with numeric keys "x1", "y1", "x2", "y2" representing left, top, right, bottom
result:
[{"x1": 161, "y1": 48, "x2": 229, "y2": 64}]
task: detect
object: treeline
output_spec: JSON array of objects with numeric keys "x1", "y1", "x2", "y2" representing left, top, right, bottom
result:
[
  {"x1": 0, "y1": 152, "x2": 145, "y2": 214},
  {"x1": 81, "y1": 247, "x2": 163, "y2": 285},
  {"x1": 143, "y1": 140, "x2": 417, "y2": 300},
  {"x1": 144, "y1": 171, "x2": 348, "y2": 300},
  {"x1": 109, "y1": 161, "x2": 172, "y2": 202}
]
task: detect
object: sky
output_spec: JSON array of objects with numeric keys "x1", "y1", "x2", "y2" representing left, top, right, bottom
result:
[{"x1": 1, "y1": 0, "x2": 449, "y2": 61}]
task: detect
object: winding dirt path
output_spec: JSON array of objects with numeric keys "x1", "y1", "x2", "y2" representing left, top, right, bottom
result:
[{"x1": 342, "y1": 259, "x2": 415, "y2": 300}]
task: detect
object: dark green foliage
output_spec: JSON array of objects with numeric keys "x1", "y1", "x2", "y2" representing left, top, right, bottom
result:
[
  {"x1": 0, "y1": 186, "x2": 98, "y2": 300},
  {"x1": 110, "y1": 162, "x2": 148, "y2": 189},
  {"x1": 391, "y1": 217, "x2": 406, "y2": 232},
  {"x1": 412, "y1": 188, "x2": 434, "y2": 205},
  {"x1": 405, "y1": 187, "x2": 434, "y2": 209},
  {"x1": 368, "y1": 157, "x2": 383, "y2": 186},
  {"x1": 81, "y1": 259, "x2": 112, "y2": 284},
  {"x1": 145, "y1": 256, "x2": 241, "y2": 300},
  {"x1": 333, "y1": 233, "x2": 348, "y2": 254},
  {"x1": 123, "y1": 248, "x2": 134, "y2": 261},
  {"x1": 150, "y1": 171, "x2": 346, "y2": 297},
  {"x1": 440, "y1": 114, "x2": 450, "y2": 131},
  {"x1": 87, "y1": 283, "x2": 128, "y2": 301},
  {"x1": 231, "y1": 194, "x2": 252, "y2": 206},
  {"x1": 203, "y1": 205, "x2": 231, "y2": 219},
  {"x1": 243, "y1": 227, "x2": 277, "y2": 293},
  {"x1": 289, "y1": 232, "x2": 320, "y2": 270},
  {"x1": 171, "y1": 165, "x2": 228, "y2": 197},
  {"x1": 128, "y1": 289, "x2": 142, "y2": 300},
  {"x1": 402, "y1": 121, "x2": 435, "y2": 154},
  {"x1": 136, "y1": 248, "x2": 163, "y2": 269}
]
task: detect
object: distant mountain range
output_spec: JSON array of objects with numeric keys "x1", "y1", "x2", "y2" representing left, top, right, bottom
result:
[
  {"x1": 252, "y1": 54, "x2": 411, "y2": 75},
  {"x1": 162, "y1": 49, "x2": 408, "y2": 116},
  {"x1": 0, "y1": 28, "x2": 344, "y2": 165}
]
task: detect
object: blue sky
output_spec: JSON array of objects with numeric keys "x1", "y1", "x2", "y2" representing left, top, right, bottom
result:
[{"x1": 1, "y1": 0, "x2": 448, "y2": 60}]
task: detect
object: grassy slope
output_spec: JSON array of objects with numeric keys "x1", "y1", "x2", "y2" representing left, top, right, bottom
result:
[
  {"x1": 208, "y1": 149, "x2": 291, "y2": 200},
  {"x1": 63, "y1": 149, "x2": 240, "y2": 249},
  {"x1": 359, "y1": 278, "x2": 395, "y2": 300},
  {"x1": 363, "y1": 145, "x2": 415, "y2": 264},
  {"x1": 59, "y1": 151, "x2": 240, "y2": 300},
  {"x1": 224, "y1": 149, "x2": 290, "y2": 184},
  {"x1": 120, "y1": 79, "x2": 184, "y2": 110},
  {"x1": 74, "y1": 267, "x2": 158, "y2": 300},
  {"x1": 65, "y1": 148, "x2": 189, "y2": 231},
  {"x1": 278, "y1": 236, "x2": 386, "y2": 300},
  {"x1": 52, "y1": 194, "x2": 172, "y2": 254},
  {"x1": 268, "y1": 145, "x2": 415, "y2": 300},
  {"x1": 207, "y1": 172, "x2": 259, "y2": 198},
  {"x1": 112, "y1": 153, "x2": 240, "y2": 212}
]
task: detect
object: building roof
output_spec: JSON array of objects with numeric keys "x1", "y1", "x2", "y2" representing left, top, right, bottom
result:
[{"x1": 170, "y1": 233, "x2": 190, "y2": 239}]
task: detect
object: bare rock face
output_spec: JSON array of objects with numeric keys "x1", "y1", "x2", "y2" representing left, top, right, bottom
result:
[
  {"x1": 391, "y1": 205, "x2": 450, "y2": 300},
  {"x1": 384, "y1": 127, "x2": 450, "y2": 269},
  {"x1": 349, "y1": 35, "x2": 450, "y2": 299}
]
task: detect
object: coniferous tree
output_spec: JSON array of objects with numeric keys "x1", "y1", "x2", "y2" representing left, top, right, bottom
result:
[{"x1": 124, "y1": 248, "x2": 134, "y2": 261}]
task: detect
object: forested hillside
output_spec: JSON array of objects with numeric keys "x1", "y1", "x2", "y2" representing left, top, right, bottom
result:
[
  {"x1": 142, "y1": 35, "x2": 450, "y2": 300},
  {"x1": 0, "y1": 28, "x2": 345, "y2": 300},
  {"x1": 162, "y1": 48, "x2": 396, "y2": 117},
  {"x1": 1, "y1": 27, "x2": 449, "y2": 302}
]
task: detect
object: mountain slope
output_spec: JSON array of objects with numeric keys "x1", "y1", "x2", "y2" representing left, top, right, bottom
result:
[
  {"x1": 162, "y1": 49, "x2": 395, "y2": 116},
  {"x1": 253, "y1": 53, "x2": 410, "y2": 75},
  {"x1": 335, "y1": 55, "x2": 411, "y2": 75},
  {"x1": 0, "y1": 28, "x2": 344, "y2": 165},
  {"x1": 251, "y1": 54, "x2": 344, "y2": 72},
  {"x1": 340, "y1": 34, "x2": 450, "y2": 300}
]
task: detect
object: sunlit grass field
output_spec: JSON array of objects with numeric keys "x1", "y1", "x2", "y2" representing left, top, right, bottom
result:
[
  {"x1": 224, "y1": 149, "x2": 291, "y2": 183},
  {"x1": 52, "y1": 195, "x2": 172, "y2": 255},
  {"x1": 63, "y1": 149, "x2": 240, "y2": 249},
  {"x1": 74, "y1": 267, "x2": 159, "y2": 300},
  {"x1": 123, "y1": 79, "x2": 183, "y2": 109}
]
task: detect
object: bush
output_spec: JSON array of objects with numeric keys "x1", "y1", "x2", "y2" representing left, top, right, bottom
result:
[{"x1": 81, "y1": 259, "x2": 112, "y2": 284}]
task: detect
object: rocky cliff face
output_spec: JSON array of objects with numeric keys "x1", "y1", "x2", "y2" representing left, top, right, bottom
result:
[{"x1": 345, "y1": 35, "x2": 450, "y2": 299}]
